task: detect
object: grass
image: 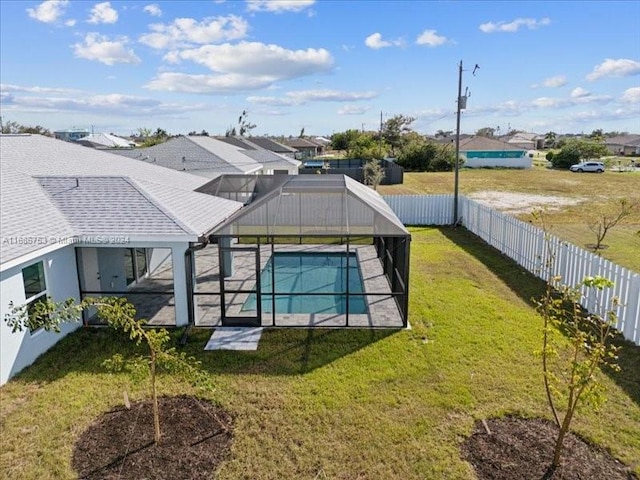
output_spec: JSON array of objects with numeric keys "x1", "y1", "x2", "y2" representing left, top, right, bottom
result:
[
  {"x1": 1, "y1": 228, "x2": 639, "y2": 479},
  {"x1": 378, "y1": 168, "x2": 640, "y2": 272}
]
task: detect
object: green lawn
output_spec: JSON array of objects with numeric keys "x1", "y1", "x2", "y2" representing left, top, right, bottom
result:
[
  {"x1": 379, "y1": 168, "x2": 640, "y2": 272},
  {"x1": 1, "y1": 228, "x2": 639, "y2": 479}
]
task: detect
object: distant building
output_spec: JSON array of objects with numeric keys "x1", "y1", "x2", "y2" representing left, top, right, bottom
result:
[
  {"x1": 459, "y1": 136, "x2": 531, "y2": 168},
  {"x1": 284, "y1": 138, "x2": 324, "y2": 159},
  {"x1": 75, "y1": 133, "x2": 136, "y2": 149},
  {"x1": 604, "y1": 135, "x2": 640, "y2": 156},
  {"x1": 54, "y1": 128, "x2": 90, "y2": 142}
]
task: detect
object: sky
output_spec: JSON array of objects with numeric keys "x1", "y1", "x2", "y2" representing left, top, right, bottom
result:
[{"x1": 1, "y1": 0, "x2": 639, "y2": 138}]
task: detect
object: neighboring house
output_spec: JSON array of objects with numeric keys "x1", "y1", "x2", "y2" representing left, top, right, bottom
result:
[
  {"x1": 459, "y1": 136, "x2": 531, "y2": 168},
  {"x1": 604, "y1": 135, "x2": 640, "y2": 156},
  {"x1": 54, "y1": 128, "x2": 90, "y2": 142},
  {"x1": 504, "y1": 132, "x2": 544, "y2": 150},
  {"x1": 0, "y1": 134, "x2": 244, "y2": 385},
  {"x1": 246, "y1": 137, "x2": 298, "y2": 159},
  {"x1": 75, "y1": 132, "x2": 136, "y2": 149},
  {"x1": 216, "y1": 136, "x2": 301, "y2": 174},
  {"x1": 284, "y1": 138, "x2": 324, "y2": 159},
  {"x1": 108, "y1": 135, "x2": 264, "y2": 178}
]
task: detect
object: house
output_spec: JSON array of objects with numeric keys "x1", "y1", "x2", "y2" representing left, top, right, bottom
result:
[
  {"x1": 75, "y1": 132, "x2": 136, "y2": 149},
  {"x1": 241, "y1": 137, "x2": 298, "y2": 159},
  {"x1": 459, "y1": 136, "x2": 531, "y2": 168},
  {"x1": 215, "y1": 136, "x2": 301, "y2": 174},
  {"x1": 0, "y1": 134, "x2": 409, "y2": 385},
  {"x1": 503, "y1": 132, "x2": 544, "y2": 150},
  {"x1": 54, "y1": 127, "x2": 90, "y2": 142},
  {"x1": 108, "y1": 135, "x2": 264, "y2": 178},
  {"x1": 604, "y1": 135, "x2": 640, "y2": 156},
  {"x1": 0, "y1": 134, "x2": 244, "y2": 385},
  {"x1": 284, "y1": 137, "x2": 324, "y2": 159}
]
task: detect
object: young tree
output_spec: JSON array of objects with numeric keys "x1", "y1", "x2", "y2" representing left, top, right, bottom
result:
[
  {"x1": 363, "y1": 159, "x2": 385, "y2": 190},
  {"x1": 533, "y1": 212, "x2": 621, "y2": 473},
  {"x1": 4, "y1": 297, "x2": 211, "y2": 444},
  {"x1": 237, "y1": 110, "x2": 256, "y2": 136},
  {"x1": 587, "y1": 199, "x2": 634, "y2": 251}
]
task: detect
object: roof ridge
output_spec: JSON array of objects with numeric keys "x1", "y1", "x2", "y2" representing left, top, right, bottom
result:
[{"x1": 124, "y1": 177, "x2": 192, "y2": 235}]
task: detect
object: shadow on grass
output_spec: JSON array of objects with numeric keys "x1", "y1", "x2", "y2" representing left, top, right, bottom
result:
[
  {"x1": 15, "y1": 325, "x2": 397, "y2": 383},
  {"x1": 183, "y1": 327, "x2": 397, "y2": 376},
  {"x1": 440, "y1": 225, "x2": 640, "y2": 407}
]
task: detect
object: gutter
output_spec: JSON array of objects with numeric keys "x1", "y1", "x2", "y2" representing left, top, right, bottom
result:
[{"x1": 180, "y1": 239, "x2": 209, "y2": 345}]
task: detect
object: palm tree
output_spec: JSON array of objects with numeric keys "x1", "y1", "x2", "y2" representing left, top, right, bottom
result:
[{"x1": 544, "y1": 131, "x2": 557, "y2": 148}]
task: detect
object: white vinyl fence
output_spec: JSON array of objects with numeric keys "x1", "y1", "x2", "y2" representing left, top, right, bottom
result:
[{"x1": 384, "y1": 194, "x2": 640, "y2": 346}]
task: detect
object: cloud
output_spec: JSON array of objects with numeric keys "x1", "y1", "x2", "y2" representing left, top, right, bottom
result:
[
  {"x1": 586, "y1": 58, "x2": 640, "y2": 81},
  {"x1": 570, "y1": 87, "x2": 590, "y2": 98},
  {"x1": 415, "y1": 30, "x2": 448, "y2": 47},
  {"x1": 0, "y1": 86, "x2": 210, "y2": 116},
  {"x1": 147, "y1": 42, "x2": 333, "y2": 93},
  {"x1": 1, "y1": 84, "x2": 84, "y2": 95},
  {"x1": 337, "y1": 104, "x2": 370, "y2": 115},
  {"x1": 143, "y1": 4, "x2": 162, "y2": 17},
  {"x1": 621, "y1": 86, "x2": 640, "y2": 103},
  {"x1": 72, "y1": 33, "x2": 141, "y2": 65},
  {"x1": 65, "y1": 18, "x2": 76, "y2": 26},
  {"x1": 530, "y1": 93, "x2": 611, "y2": 109},
  {"x1": 26, "y1": 0, "x2": 68, "y2": 23},
  {"x1": 248, "y1": 89, "x2": 377, "y2": 106},
  {"x1": 479, "y1": 17, "x2": 550, "y2": 33},
  {"x1": 246, "y1": 0, "x2": 315, "y2": 13},
  {"x1": 87, "y1": 2, "x2": 118, "y2": 24},
  {"x1": 146, "y1": 72, "x2": 278, "y2": 93},
  {"x1": 365, "y1": 32, "x2": 404, "y2": 49},
  {"x1": 139, "y1": 15, "x2": 248, "y2": 49},
  {"x1": 537, "y1": 75, "x2": 567, "y2": 88}
]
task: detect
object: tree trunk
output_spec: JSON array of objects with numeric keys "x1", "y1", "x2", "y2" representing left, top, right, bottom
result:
[
  {"x1": 552, "y1": 408, "x2": 574, "y2": 469},
  {"x1": 151, "y1": 352, "x2": 161, "y2": 444}
]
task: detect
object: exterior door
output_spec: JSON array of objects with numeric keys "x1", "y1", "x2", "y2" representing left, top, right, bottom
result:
[{"x1": 218, "y1": 244, "x2": 262, "y2": 327}]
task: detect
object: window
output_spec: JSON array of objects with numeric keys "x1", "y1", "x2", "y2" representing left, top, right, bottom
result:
[{"x1": 22, "y1": 261, "x2": 47, "y2": 333}]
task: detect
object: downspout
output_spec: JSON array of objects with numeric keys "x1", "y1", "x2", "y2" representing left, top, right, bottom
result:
[{"x1": 180, "y1": 239, "x2": 209, "y2": 345}]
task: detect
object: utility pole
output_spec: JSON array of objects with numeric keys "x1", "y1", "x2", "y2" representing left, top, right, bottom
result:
[
  {"x1": 453, "y1": 61, "x2": 477, "y2": 225},
  {"x1": 453, "y1": 60, "x2": 464, "y2": 226}
]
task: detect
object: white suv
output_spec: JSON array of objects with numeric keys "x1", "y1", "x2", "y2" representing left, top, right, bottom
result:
[{"x1": 570, "y1": 161, "x2": 605, "y2": 173}]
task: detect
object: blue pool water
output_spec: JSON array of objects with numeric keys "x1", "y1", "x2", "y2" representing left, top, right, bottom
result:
[{"x1": 243, "y1": 252, "x2": 367, "y2": 315}]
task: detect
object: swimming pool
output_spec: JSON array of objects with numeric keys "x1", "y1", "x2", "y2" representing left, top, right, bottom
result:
[{"x1": 243, "y1": 252, "x2": 367, "y2": 315}]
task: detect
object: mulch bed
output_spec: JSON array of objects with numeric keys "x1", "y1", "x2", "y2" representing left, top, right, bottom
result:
[
  {"x1": 72, "y1": 395, "x2": 233, "y2": 480},
  {"x1": 461, "y1": 416, "x2": 637, "y2": 480}
]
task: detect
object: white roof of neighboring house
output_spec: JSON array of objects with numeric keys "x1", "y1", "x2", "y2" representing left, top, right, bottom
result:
[
  {"x1": 0, "y1": 134, "x2": 243, "y2": 269},
  {"x1": 111, "y1": 136, "x2": 263, "y2": 177},
  {"x1": 75, "y1": 133, "x2": 135, "y2": 148}
]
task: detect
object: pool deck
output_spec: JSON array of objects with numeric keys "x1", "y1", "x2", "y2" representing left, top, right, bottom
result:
[{"x1": 139, "y1": 243, "x2": 404, "y2": 329}]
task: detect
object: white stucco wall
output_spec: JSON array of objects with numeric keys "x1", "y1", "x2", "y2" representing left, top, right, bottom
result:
[{"x1": 0, "y1": 246, "x2": 81, "y2": 385}]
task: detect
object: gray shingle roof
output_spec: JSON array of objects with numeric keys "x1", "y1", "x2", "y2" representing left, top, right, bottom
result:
[
  {"x1": 459, "y1": 136, "x2": 526, "y2": 151},
  {"x1": 217, "y1": 137, "x2": 300, "y2": 169},
  {"x1": 109, "y1": 136, "x2": 262, "y2": 176},
  {"x1": 243, "y1": 137, "x2": 297, "y2": 153},
  {"x1": 0, "y1": 134, "x2": 243, "y2": 268}
]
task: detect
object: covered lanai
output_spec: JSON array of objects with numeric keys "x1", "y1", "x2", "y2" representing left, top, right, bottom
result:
[{"x1": 192, "y1": 174, "x2": 410, "y2": 329}]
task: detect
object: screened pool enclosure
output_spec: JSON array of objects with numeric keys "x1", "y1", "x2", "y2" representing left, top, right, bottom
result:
[{"x1": 192, "y1": 174, "x2": 411, "y2": 328}]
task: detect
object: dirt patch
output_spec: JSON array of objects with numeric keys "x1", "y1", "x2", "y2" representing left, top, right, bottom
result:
[
  {"x1": 468, "y1": 191, "x2": 583, "y2": 215},
  {"x1": 461, "y1": 416, "x2": 637, "y2": 480},
  {"x1": 72, "y1": 395, "x2": 233, "y2": 480}
]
